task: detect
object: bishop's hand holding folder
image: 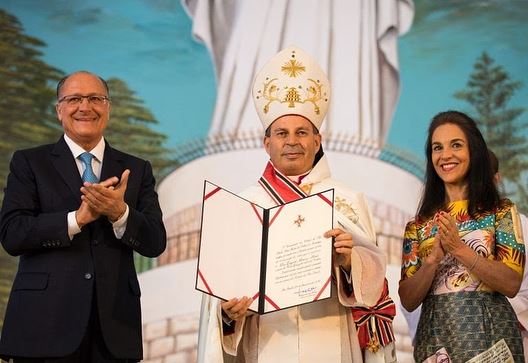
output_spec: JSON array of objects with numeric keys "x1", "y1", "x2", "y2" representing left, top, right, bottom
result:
[{"x1": 196, "y1": 180, "x2": 334, "y2": 314}]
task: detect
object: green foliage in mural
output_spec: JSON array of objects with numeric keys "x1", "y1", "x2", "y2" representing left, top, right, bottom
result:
[
  {"x1": 103, "y1": 78, "x2": 178, "y2": 272},
  {"x1": 0, "y1": 9, "x2": 63, "y2": 201},
  {"x1": 455, "y1": 52, "x2": 528, "y2": 212},
  {"x1": 414, "y1": 1, "x2": 528, "y2": 29},
  {"x1": 104, "y1": 78, "x2": 178, "y2": 180},
  {"x1": 0, "y1": 8, "x2": 63, "y2": 331},
  {"x1": 0, "y1": 9, "x2": 177, "y2": 330}
]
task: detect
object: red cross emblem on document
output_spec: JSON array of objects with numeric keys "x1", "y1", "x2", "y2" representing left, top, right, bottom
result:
[{"x1": 293, "y1": 215, "x2": 305, "y2": 227}]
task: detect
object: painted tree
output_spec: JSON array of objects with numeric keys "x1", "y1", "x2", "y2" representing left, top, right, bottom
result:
[
  {"x1": 103, "y1": 79, "x2": 178, "y2": 271},
  {"x1": 0, "y1": 9, "x2": 179, "y2": 328},
  {"x1": 0, "y1": 9, "x2": 63, "y2": 198},
  {"x1": 455, "y1": 52, "x2": 528, "y2": 212},
  {"x1": 0, "y1": 8, "x2": 63, "y2": 331},
  {"x1": 105, "y1": 78, "x2": 178, "y2": 181}
]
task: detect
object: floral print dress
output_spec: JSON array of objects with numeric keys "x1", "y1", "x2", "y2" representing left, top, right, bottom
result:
[{"x1": 401, "y1": 199, "x2": 525, "y2": 362}]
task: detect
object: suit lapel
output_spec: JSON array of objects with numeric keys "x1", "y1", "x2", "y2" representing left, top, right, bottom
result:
[
  {"x1": 100, "y1": 142, "x2": 124, "y2": 182},
  {"x1": 50, "y1": 137, "x2": 83, "y2": 199}
]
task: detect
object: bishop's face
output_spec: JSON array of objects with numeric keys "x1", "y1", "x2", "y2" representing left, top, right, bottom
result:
[{"x1": 264, "y1": 115, "x2": 321, "y2": 176}]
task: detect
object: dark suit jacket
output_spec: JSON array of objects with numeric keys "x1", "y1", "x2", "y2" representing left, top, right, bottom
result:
[{"x1": 0, "y1": 137, "x2": 167, "y2": 359}]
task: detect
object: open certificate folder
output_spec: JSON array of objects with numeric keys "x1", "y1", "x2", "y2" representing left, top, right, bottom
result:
[{"x1": 196, "y1": 181, "x2": 334, "y2": 314}]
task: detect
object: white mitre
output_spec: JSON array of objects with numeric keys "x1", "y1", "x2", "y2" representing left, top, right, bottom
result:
[{"x1": 252, "y1": 46, "x2": 330, "y2": 131}]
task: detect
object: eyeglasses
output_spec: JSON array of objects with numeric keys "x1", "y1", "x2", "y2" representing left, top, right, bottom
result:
[{"x1": 58, "y1": 95, "x2": 110, "y2": 106}]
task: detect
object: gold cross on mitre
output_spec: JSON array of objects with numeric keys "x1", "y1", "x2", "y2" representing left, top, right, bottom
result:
[{"x1": 281, "y1": 59, "x2": 305, "y2": 78}]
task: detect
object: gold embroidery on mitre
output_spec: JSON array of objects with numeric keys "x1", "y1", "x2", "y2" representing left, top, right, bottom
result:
[
  {"x1": 335, "y1": 197, "x2": 359, "y2": 223},
  {"x1": 283, "y1": 87, "x2": 301, "y2": 108},
  {"x1": 304, "y1": 79, "x2": 323, "y2": 115},
  {"x1": 259, "y1": 79, "x2": 325, "y2": 115},
  {"x1": 262, "y1": 78, "x2": 280, "y2": 114},
  {"x1": 281, "y1": 59, "x2": 306, "y2": 78}
]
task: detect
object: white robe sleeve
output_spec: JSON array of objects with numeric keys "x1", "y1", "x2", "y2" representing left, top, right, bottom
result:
[
  {"x1": 218, "y1": 304, "x2": 248, "y2": 356},
  {"x1": 334, "y1": 192, "x2": 386, "y2": 307},
  {"x1": 197, "y1": 295, "x2": 224, "y2": 363},
  {"x1": 197, "y1": 294, "x2": 249, "y2": 362},
  {"x1": 509, "y1": 213, "x2": 528, "y2": 328}
]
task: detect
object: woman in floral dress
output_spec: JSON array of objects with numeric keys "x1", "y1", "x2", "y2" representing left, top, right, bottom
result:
[{"x1": 399, "y1": 110, "x2": 525, "y2": 362}]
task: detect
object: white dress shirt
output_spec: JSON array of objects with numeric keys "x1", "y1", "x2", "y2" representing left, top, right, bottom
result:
[{"x1": 64, "y1": 134, "x2": 129, "y2": 239}]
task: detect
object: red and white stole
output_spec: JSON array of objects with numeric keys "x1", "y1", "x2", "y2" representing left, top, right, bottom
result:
[{"x1": 258, "y1": 161, "x2": 309, "y2": 204}]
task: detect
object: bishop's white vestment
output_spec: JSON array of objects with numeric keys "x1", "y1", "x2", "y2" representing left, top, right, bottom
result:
[{"x1": 197, "y1": 156, "x2": 396, "y2": 363}]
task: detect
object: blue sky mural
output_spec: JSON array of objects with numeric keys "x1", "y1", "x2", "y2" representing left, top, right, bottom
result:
[
  {"x1": 1, "y1": 0, "x2": 216, "y2": 146},
  {"x1": 393, "y1": 1, "x2": 528, "y2": 156},
  {"x1": 1, "y1": 0, "x2": 527, "y2": 158}
]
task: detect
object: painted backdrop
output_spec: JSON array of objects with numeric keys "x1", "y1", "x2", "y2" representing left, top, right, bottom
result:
[{"x1": 0, "y1": 1, "x2": 527, "y2": 362}]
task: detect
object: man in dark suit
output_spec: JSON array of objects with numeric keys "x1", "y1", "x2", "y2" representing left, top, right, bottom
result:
[{"x1": 0, "y1": 71, "x2": 167, "y2": 362}]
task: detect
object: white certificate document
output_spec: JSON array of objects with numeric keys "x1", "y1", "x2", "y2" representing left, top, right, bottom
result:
[{"x1": 196, "y1": 180, "x2": 334, "y2": 314}]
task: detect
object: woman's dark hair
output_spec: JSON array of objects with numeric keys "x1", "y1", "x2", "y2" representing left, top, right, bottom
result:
[
  {"x1": 488, "y1": 148, "x2": 499, "y2": 175},
  {"x1": 417, "y1": 110, "x2": 500, "y2": 219}
]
